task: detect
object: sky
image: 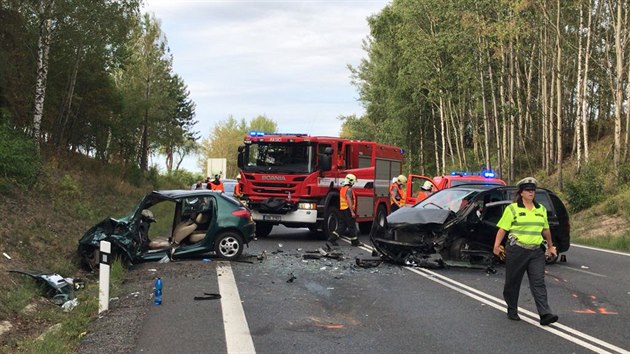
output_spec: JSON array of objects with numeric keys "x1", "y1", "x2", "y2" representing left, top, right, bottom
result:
[{"x1": 142, "y1": 0, "x2": 390, "y2": 173}]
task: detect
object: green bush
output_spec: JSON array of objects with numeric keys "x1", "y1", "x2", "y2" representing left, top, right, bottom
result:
[
  {"x1": 565, "y1": 163, "x2": 605, "y2": 212},
  {"x1": 155, "y1": 168, "x2": 199, "y2": 190},
  {"x1": 0, "y1": 123, "x2": 42, "y2": 186}
]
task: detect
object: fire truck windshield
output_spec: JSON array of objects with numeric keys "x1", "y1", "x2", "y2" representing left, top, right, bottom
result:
[{"x1": 242, "y1": 142, "x2": 314, "y2": 173}]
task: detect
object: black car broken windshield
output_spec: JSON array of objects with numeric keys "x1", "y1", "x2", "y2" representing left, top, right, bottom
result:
[
  {"x1": 242, "y1": 142, "x2": 314, "y2": 173},
  {"x1": 414, "y1": 188, "x2": 480, "y2": 213}
]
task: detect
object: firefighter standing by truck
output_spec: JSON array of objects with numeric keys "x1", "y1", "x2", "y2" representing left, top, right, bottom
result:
[
  {"x1": 389, "y1": 174, "x2": 407, "y2": 213},
  {"x1": 207, "y1": 171, "x2": 224, "y2": 192},
  {"x1": 329, "y1": 174, "x2": 360, "y2": 246}
]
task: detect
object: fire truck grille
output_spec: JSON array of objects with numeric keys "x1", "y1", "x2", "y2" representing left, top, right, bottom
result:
[{"x1": 252, "y1": 182, "x2": 297, "y2": 195}]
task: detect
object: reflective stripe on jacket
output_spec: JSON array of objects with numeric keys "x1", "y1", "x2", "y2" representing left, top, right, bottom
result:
[{"x1": 496, "y1": 202, "x2": 549, "y2": 245}]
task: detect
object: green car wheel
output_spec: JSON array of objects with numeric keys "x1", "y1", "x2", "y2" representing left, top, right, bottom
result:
[{"x1": 214, "y1": 231, "x2": 244, "y2": 260}]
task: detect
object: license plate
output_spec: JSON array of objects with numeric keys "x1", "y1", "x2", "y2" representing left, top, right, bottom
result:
[{"x1": 263, "y1": 215, "x2": 281, "y2": 221}]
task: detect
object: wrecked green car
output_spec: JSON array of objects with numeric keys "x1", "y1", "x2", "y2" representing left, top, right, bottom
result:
[{"x1": 78, "y1": 190, "x2": 256, "y2": 269}]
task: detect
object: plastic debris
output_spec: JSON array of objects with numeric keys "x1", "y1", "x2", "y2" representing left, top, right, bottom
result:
[
  {"x1": 202, "y1": 258, "x2": 211, "y2": 262},
  {"x1": 148, "y1": 269, "x2": 157, "y2": 272},
  {"x1": 194, "y1": 292, "x2": 222, "y2": 301},
  {"x1": 286, "y1": 273, "x2": 296, "y2": 283},
  {"x1": 355, "y1": 257, "x2": 382, "y2": 268},
  {"x1": 2, "y1": 252, "x2": 11, "y2": 260},
  {"x1": 62, "y1": 298, "x2": 79, "y2": 312},
  {"x1": 581, "y1": 265, "x2": 590, "y2": 269},
  {"x1": 8, "y1": 270, "x2": 80, "y2": 306}
]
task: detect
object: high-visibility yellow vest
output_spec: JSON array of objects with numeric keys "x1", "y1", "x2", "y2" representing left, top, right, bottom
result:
[
  {"x1": 340, "y1": 186, "x2": 356, "y2": 212},
  {"x1": 389, "y1": 183, "x2": 405, "y2": 206},
  {"x1": 496, "y1": 202, "x2": 549, "y2": 245}
]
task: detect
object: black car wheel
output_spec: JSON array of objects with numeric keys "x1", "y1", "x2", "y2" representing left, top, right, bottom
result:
[
  {"x1": 449, "y1": 238, "x2": 471, "y2": 261},
  {"x1": 255, "y1": 222, "x2": 273, "y2": 238},
  {"x1": 214, "y1": 232, "x2": 244, "y2": 260},
  {"x1": 84, "y1": 248, "x2": 100, "y2": 271}
]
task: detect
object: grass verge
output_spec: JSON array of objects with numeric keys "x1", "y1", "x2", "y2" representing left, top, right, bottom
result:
[{"x1": 8, "y1": 259, "x2": 127, "y2": 354}]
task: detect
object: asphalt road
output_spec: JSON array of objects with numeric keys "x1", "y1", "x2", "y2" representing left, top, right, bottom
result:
[{"x1": 133, "y1": 226, "x2": 630, "y2": 354}]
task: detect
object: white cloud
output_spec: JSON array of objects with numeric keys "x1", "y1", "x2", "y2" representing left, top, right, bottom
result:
[{"x1": 143, "y1": 0, "x2": 389, "y2": 172}]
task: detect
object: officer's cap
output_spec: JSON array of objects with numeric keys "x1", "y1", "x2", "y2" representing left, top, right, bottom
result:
[{"x1": 516, "y1": 176, "x2": 538, "y2": 190}]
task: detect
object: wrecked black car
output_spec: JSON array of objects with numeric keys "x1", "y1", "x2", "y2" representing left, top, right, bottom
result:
[
  {"x1": 370, "y1": 185, "x2": 570, "y2": 268},
  {"x1": 78, "y1": 190, "x2": 256, "y2": 269}
]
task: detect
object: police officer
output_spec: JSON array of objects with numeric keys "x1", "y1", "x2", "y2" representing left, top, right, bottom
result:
[
  {"x1": 329, "y1": 174, "x2": 360, "y2": 246},
  {"x1": 493, "y1": 177, "x2": 558, "y2": 325},
  {"x1": 389, "y1": 174, "x2": 407, "y2": 213}
]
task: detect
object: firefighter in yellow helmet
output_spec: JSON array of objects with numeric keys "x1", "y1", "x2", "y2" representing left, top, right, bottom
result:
[
  {"x1": 416, "y1": 180, "x2": 435, "y2": 203},
  {"x1": 329, "y1": 174, "x2": 360, "y2": 246},
  {"x1": 389, "y1": 174, "x2": 407, "y2": 213},
  {"x1": 493, "y1": 177, "x2": 558, "y2": 325}
]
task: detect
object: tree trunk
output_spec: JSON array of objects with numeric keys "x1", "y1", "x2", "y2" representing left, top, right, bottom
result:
[
  {"x1": 575, "y1": 3, "x2": 584, "y2": 171},
  {"x1": 439, "y1": 96, "x2": 447, "y2": 174},
  {"x1": 57, "y1": 45, "x2": 82, "y2": 150},
  {"x1": 540, "y1": 29, "x2": 549, "y2": 173},
  {"x1": 487, "y1": 51, "x2": 502, "y2": 178},
  {"x1": 612, "y1": 0, "x2": 623, "y2": 177},
  {"x1": 555, "y1": 0, "x2": 563, "y2": 190},
  {"x1": 432, "y1": 106, "x2": 441, "y2": 175},
  {"x1": 479, "y1": 43, "x2": 490, "y2": 170},
  {"x1": 32, "y1": 0, "x2": 55, "y2": 152}
]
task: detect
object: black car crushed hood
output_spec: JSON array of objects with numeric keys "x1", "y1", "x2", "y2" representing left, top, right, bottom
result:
[{"x1": 385, "y1": 208, "x2": 452, "y2": 228}]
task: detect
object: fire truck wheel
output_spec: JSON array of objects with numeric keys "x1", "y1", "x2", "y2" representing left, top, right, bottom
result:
[
  {"x1": 323, "y1": 205, "x2": 340, "y2": 240},
  {"x1": 375, "y1": 204, "x2": 387, "y2": 227},
  {"x1": 255, "y1": 222, "x2": 273, "y2": 238}
]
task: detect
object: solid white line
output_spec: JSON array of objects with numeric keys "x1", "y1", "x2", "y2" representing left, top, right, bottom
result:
[
  {"x1": 358, "y1": 242, "x2": 629, "y2": 354},
  {"x1": 217, "y1": 262, "x2": 256, "y2": 354},
  {"x1": 572, "y1": 244, "x2": 630, "y2": 257},
  {"x1": 555, "y1": 264, "x2": 608, "y2": 278}
]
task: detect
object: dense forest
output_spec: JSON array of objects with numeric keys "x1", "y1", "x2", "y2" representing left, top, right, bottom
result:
[
  {"x1": 342, "y1": 0, "x2": 630, "y2": 188},
  {"x1": 0, "y1": 0, "x2": 197, "y2": 174}
]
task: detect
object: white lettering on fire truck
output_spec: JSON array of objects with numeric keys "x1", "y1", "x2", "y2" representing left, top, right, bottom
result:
[{"x1": 261, "y1": 175, "x2": 287, "y2": 181}]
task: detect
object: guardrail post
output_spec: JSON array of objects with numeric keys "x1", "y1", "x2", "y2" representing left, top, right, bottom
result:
[{"x1": 98, "y1": 241, "x2": 111, "y2": 313}]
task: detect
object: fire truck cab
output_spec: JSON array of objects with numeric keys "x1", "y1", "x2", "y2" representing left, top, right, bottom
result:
[{"x1": 237, "y1": 132, "x2": 404, "y2": 239}]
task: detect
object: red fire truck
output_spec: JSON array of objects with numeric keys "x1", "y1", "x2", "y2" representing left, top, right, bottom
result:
[{"x1": 237, "y1": 132, "x2": 404, "y2": 238}]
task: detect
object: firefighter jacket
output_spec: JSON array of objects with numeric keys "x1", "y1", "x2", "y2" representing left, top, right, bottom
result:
[
  {"x1": 389, "y1": 183, "x2": 405, "y2": 207},
  {"x1": 340, "y1": 185, "x2": 356, "y2": 213}
]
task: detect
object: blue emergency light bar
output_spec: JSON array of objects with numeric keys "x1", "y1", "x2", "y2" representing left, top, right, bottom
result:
[
  {"x1": 248, "y1": 131, "x2": 309, "y2": 137},
  {"x1": 450, "y1": 169, "x2": 496, "y2": 178}
]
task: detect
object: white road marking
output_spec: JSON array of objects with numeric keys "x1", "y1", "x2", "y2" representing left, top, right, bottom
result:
[
  {"x1": 555, "y1": 264, "x2": 608, "y2": 278},
  {"x1": 356, "y1": 241, "x2": 629, "y2": 354},
  {"x1": 572, "y1": 244, "x2": 630, "y2": 257},
  {"x1": 217, "y1": 262, "x2": 256, "y2": 354}
]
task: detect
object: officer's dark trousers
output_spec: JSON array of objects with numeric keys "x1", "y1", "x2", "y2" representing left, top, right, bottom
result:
[
  {"x1": 338, "y1": 209, "x2": 358, "y2": 242},
  {"x1": 503, "y1": 243, "x2": 552, "y2": 316}
]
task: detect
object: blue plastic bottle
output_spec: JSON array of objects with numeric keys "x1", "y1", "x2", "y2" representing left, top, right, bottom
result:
[{"x1": 154, "y1": 277, "x2": 162, "y2": 305}]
